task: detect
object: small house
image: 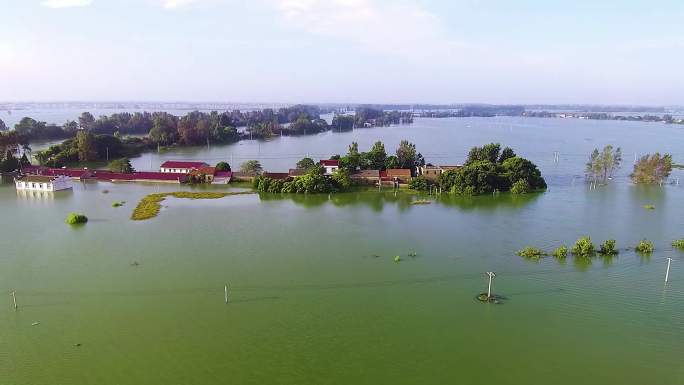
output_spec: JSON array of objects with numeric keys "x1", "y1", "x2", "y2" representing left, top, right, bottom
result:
[
  {"x1": 384, "y1": 169, "x2": 412, "y2": 183},
  {"x1": 15, "y1": 175, "x2": 72, "y2": 192},
  {"x1": 417, "y1": 165, "x2": 462, "y2": 180},
  {"x1": 160, "y1": 161, "x2": 209, "y2": 174},
  {"x1": 320, "y1": 159, "x2": 340, "y2": 175},
  {"x1": 351, "y1": 169, "x2": 380, "y2": 183}
]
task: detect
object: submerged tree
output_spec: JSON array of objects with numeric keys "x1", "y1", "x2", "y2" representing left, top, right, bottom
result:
[
  {"x1": 108, "y1": 158, "x2": 135, "y2": 173},
  {"x1": 586, "y1": 145, "x2": 622, "y2": 185},
  {"x1": 631, "y1": 153, "x2": 672, "y2": 185},
  {"x1": 240, "y1": 160, "x2": 263, "y2": 176},
  {"x1": 296, "y1": 157, "x2": 316, "y2": 170}
]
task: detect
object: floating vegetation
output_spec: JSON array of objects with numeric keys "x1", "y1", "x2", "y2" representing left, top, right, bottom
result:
[
  {"x1": 643, "y1": 204, "x2": 656, "y2": 210},
  {"x1": 516, "y1": 246, "x2": 546, "y2": 260},
  {"x1": 408, "y1": 252, "x2": 417, "y2": 257},
  {"x1": 409, "y1": 200, "x2": 432, "y2": 205},
  {"x1": 552, "y1": 245, "x2": 568, "y2": 259},
  {"x1": 394, "y1": 255, "x2": 401, "y2": 262},
  {"x1": 571, "y1": 236, "x2": 595, "y2": 257},
  {"x1": 476, "y1": 293, "x2": 505, "y2": 304},
  {"x1": 635, "y1": 239, "x2": 654, "y2": 254},
  {"x1": 65, "y1": 213, "x2": 88, "y2": 225},
  {"x1": 112, "y1": 201, "x2": 126, "y2": 208},
  {"x1": 598, "y1": 239, "x2": 618, "y2": 256},
  {"x1": 131, "y1": 191, "x2": 255, "y2": 221},
  {"x1": 672, "y1": 239, "x2": 684, "y2": 250}
]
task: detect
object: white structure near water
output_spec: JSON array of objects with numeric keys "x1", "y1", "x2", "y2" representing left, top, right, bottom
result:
[{"x1": 15, "y1": 175, "x2": 73, "y2": 192}]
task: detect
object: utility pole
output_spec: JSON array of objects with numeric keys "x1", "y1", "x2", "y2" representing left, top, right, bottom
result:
[
  {"x1": 665, "y1": 258, "x2": 673, "y2": 283},
  {"x1": 486, "y1": 272, "x2": 496, "y2": 299},
  {"x1": 224, "y1": 284, "x2": 229, "y2": 304},
  {"x1": 11, "y1": 291, "x2": 17, "y2": 310},
  {"x1": 106, "y1": 147, "x2": 109, "y2": 161}
]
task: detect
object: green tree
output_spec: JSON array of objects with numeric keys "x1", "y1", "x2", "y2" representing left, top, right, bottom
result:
[
  {"x1": 586, "y1": 145, "x2": 622, "y2": 185},
  {"x1": 78, "y1": 112, "x2": 95, "y2": 130},
  {"x1": 631, "y1": 153, "x2": 672, "y2": 185},
  {"x1": 502, "y1": 156, "x2": 547, "y2": 190},
  {"x1": 331, "y1": 168, "x2": 352, "y2": 189},
  {"x1": 108, "y1": 158, "x2": 134, "y2": 173},
  {"x1": 215, "y1": 161, "x2": 231, "y2": 172},
  {"x1": 396, "y1": 140, "x2": 424, "y2": 171},
  {"x1": 296, "y1": 157, "x2": 316, "y2": 170},
  {"x1": 0, "y1": 118, "x2": 6, "y2": 131},
  {"x1": 384, "y1": 155, "x2": 399, "y2": 170},
  {"x1": 76, "y1": 131, "x2": 97, "y2": 162},
  {"x1": 466, "y1": 143, "x2": 501, "y2": 164},
  {"x1": 240, "y1": 160, "x2": 263, "y2": 175},
  {"x1": 366, "y1": 141, "x2": 387, "y2": 170}
]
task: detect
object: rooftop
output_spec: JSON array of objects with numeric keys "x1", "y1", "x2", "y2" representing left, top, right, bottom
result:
[
  {"x1": 16, "y1": 175, "x2": 59, "y2": 183},
  {"x1": 160, "y1": 161, "x2": 210, "y2": 169},
  {"x1": 320, "y1": 159, "x2": 340, "y2": 167}
]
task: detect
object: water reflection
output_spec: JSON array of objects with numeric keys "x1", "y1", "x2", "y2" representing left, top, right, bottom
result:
[{"x1": 257, "y1": 190, "x2": 542, "y2": 212}]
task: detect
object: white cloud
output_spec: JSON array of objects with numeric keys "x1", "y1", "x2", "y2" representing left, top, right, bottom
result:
[
  {"x1": 273, "y1": 0, "x2": 466, "y2": 58},
  {"x1": 161, "y1": 0, "x2": 196, "y2": 9},
  {"x1": 41, "y1": 0, "x2": 92, "y2": 8}
]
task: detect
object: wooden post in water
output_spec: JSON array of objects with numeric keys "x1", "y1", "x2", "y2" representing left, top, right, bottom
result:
[
  {"x1": 224, "y1": 284, "x2": 229, "y2": 304},
  {"x1": 486, "y1": 272, "x2": 496, "y2": 299},
  {"x1": 11, "y1": 291, "x2": 17, "y2": 310},
  {"x1": 665, "y1": 258, "x2": 673, "y2": 283}
]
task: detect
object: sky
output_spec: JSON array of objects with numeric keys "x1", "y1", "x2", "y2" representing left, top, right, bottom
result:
[{"x1": 0, "y1": 0, "x2": 683, "y2": 105}]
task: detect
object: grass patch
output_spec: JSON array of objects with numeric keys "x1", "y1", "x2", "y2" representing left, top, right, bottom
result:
[
  {"x1": 517, "y1": 246, "x2": 546, "y2": 260},
  {"x1": 643, "y1": 204, "x2": 655, "y2": 210},
  {"x1": 635, "y1": 239, "x2": 654, "y2": 254},
  {"x1": 672, "y1": 239, "x2": 684, "y2": 250},
  {"x1": 552, "y1": 245, "x2": 568, "y2": 259},
  {"x1": 131, "y1": 191, "x2": 254, "y2": 221}
]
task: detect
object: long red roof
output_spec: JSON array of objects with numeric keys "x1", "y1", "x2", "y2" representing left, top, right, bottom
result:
[{"x1": 160, "y1": 161, "x2": 209, "y2": 169}]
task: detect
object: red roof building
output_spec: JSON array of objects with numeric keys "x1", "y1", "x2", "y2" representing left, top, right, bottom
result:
[
  {"x1": 160, "y1": 161, "x2": 209, "y2": 173},
  {"x1": 319, "y1": 159, "x2": 340, "y2": 167}
]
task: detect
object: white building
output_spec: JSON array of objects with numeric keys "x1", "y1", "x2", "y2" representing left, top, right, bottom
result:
[
  {"x1": 160, "y1": 161, "x2": 209, "y2": 174},
  {"x1": 320, "y1": 160, "x2": 340, "y2": 175},
  {"x1": 15, "y1": 175, "x2": 73, "y2": 192}
]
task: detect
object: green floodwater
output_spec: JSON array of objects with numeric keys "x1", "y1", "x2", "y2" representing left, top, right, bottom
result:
[{"x1": 2, "y1": 117, "x2": 684, "y2": 385}]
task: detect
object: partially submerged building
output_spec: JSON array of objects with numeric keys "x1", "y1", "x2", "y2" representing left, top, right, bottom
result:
[{"x1": 15, "y1": 175, "x2": 72, "y2": 192}]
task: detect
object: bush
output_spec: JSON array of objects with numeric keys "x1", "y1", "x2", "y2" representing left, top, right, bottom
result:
[
  {"x1": 599, "y1": 239, "x2": 618, "y2": 255},
  {"x1": 572, "y1": 236, "x2": 595, "y2": 257},
  {"x1": 65, "y1": 213, "x2": 88, "y2": 225},
  {"x1": 635, "y1": 239, "x2": 654, "y2": 254},
  {"x1": 672, "y1": 239, "x2": 684, "y2": 250},
  {"x1": 510, "y1": 179, "x2": 530, "y2": 194},
  {"x1": 409, "y1": 176, "x2": 430, "y2": 191},
  {"x1": 112, "y1": 201, "x2": 125, "y2": 207},
  {"x1": 517, "y1": 246, "x2": 545, "y2": 259},
  {"x1": 552, "y1": 246, "x2": 568, "y2": 259}
]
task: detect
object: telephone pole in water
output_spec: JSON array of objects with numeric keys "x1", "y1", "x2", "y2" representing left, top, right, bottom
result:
[
  {"x1": 665, "y1": 258, "x2": 673, "y2": 283},
  {"x1": 486, "y1": 272, "x2": 496, "y2": 299}
]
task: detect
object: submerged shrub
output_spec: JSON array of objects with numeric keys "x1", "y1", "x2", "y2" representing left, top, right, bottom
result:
[
  {"x1": 510, "y1": 179, "x2": 530, "y2": 194},
  {"x1": 552, "y1": 246, "x2": 568, "y2": 259},
  {"x1": 599, "y1": 239, "x2": 618, "y2": 256},
  {"x1": 65, "y1": 213, "x2": 88, "y2": 225},
  {"x1": 572, "y1": 236, "x2": 595, "y2": 257},
  {"x1": 517, "y1": 246, "x2": 545, "y2": 259},
  {"x1": 643, "y1": 204, "x2": 655, "y2": 210},
  {"x1": 672, "y1": 239, "x2": 684, "y2": 250},
  {"x1": 635, "y1": 239, "x2": 654, "y2": 254}
]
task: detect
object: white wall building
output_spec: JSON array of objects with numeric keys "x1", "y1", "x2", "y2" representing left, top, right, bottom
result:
[
  {"x1": 15, "y1": 175, "x2": 73, "y2": 192},
  {"x1": 160, "y1": 161, "x2": 209, "y2": 174},
  {"x1": 320, "y1": 160, "x2": 340, "y2": 175}
]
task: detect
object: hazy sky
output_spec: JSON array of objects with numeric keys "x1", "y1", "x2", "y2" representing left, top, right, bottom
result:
[{"x1": 1, "y1": 0, "x2": 683, "y2": 104}]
